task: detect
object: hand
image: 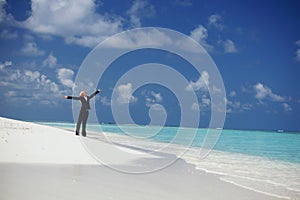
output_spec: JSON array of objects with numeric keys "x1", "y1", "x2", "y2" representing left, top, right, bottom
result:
[
  {"x1": 97, "y1": 89, "x2": 102, "y2": 92},
  {"x1": 63, "y1": 96, "x2": 68, "y2": 99}
]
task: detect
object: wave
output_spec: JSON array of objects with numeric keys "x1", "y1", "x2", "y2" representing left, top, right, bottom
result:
[
  {"x1": 181, "y1": 149, "x2": 300, "y2": 200},
  {"x1": 220, "y1": 178, "x2": 291, "y2": 200}
]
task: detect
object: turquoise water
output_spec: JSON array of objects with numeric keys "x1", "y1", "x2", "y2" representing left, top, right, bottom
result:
[
  {"x1": 103, "y1": 125, "x2": 300, "y2": 164},
  {"x1": 39, "y1": 122, "x2": 300, "y2": 164},
  {"x1": 214, "y1": 129, "x2": 300, "y2": 163}
]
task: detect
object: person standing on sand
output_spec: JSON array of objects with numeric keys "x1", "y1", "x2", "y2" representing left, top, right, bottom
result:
[{"x1": 64, "y1": 89, "x2": 101, "y2": 137}]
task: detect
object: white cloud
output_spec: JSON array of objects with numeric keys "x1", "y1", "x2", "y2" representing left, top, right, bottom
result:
[
  {"x1": 201, "y1": 95, "x2": 211, "y2": 106},
  {"x1": 127, "y1": 0, "x2": 155, "y2": 27},
  {"x1": 65, "y1": 35, "x2": 108, "y2": 48},
  {"x1": 146, "y1": 97, "x2": 154, "y2": 107},
  {"x1": 21, "y1": 41, "x2": 45, "y2": 56},
  {"x1": 57, "y1": 68, "x2": 75, "y2": 88},
  {"x1": 116, "y1": 83, "x2": 137, "y2": 104},
  {"x1": 191, "y1": 102, "x2": 199, "y2": 111},
  {"x1": 221, "y1": 39, "x2": 238, "y2": 53},
  {"x1": 226, "y1": 83, "x2": 294, "y2": 114},
  {"x1": 254, "y1": 83, "x2": 285, "y2": 102},
  {"x1": 190, "y1": 25, "x2": 214, "y2": 52},
  {"x1": 24, "y1": 70, "x2": 40, "y2": 82},
  {"x1": 145, "y1": 91, "x2": 163, "y2": 107},
  {"x1": 226, "y1": 99, "x2": 240, "y2": 113},
  {"x1": 283, "y1": 103, "x2": 292, "y2": 112},
  {"x1": 43, "y1": 53, "x2": 58, "y2": 68},
  {"x1": 296, "y1": 49, "x2": 300, "y2": 62},
  {"x1": 102, "y1": 28, "x2": 172, "y2": 49},
  {"x1": 229, "y1": 91, "x2": 236, "y2": 97},
  {"x1": 0, "y1": 60, "x2": 12, "y2": 70},
  {"x1": 9, "y1": 69, "x2": 21, "y2": 81},
  {"x1": 190, "y1": 25, "x2": 207, "y2": 43},
  {"x1": 226, "y1": 98, "x2": 253, "y2": 113},
  {"x1": 0, "y1": 0, "x2": 6, "y2": 23},
  {"x1": 185, "y1": 71, "x2": 209, "y2": 92},
  {"x1": 208, "y1": 14, "x2": 224, "y2": 30},
  {"x1": 191, "y1": 95, "x2": 211, "y2": 112},
  {"x1": 40, "y1": 74, "x2": 60, "y2": 93},
  {"x1": 0, "y1": 29, "x2": 18, "y2": 39},
  {"x1": 211, "y1": 85, "x2": 222, "y2": 94},
  {"x1": 151, "y1": 91, "x2": 162, "y2": 102},
  {"x1": 296, "y1": 40, "x2": 300, "y2": 62},
  {"x1": 18, "y1": 0, "x2": 123, "y2": 48},
  {"x1": 189, "y1": 17, "x2": 237, "y2": 54},
  {"x1": 5, "y1": 90, "x2": 16, "y2": 97},
  {"x1": 0, "y1": 81, "x2": 8, "y2": 86},
  {"x1": 0, "y1": 67, "x2": 62, "y2": 104},
  {"x1": 100, "y1": 96, "x2": 111, "y2": 106}
]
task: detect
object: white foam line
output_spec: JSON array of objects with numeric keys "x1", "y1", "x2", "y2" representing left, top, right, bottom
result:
[
  {"x1": 287, "y1": 187, "x2": 300, "y2": 193},
  {"x1": 195, "y1": 166, "x2": 228, "y2": 176},
  {"x1": 194, "y1": 166, "x2": 294, "y2": 199},
  {"x1": 196, "y1": 165, "x2": 293, "y2": 189},
  {"x1": 220, "y1": 178, "x2": 291, "y2": 200},
  {"x1": 225, "y1": 174, "x2": 287, "y2": 187},
  {"x1": 195, "y1": 166, "x2": 285, "y2": 188}
]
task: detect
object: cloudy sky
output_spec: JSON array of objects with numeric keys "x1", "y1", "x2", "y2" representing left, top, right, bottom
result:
[{"x1": 0, "y1": 0, "x2": 299, "y2": 131}]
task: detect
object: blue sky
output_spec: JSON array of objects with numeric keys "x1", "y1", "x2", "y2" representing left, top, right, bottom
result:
[{"x1": 0, "y1": 0, "x2": 299, "y2": 131}]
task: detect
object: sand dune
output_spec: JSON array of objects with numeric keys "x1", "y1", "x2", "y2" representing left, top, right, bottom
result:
[{"x1": 0, "y1": 117, "x2": 97, "y2": 164}]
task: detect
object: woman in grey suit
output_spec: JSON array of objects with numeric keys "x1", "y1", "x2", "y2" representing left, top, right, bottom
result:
[{"x1": 64, "y1": 89, "x2": 101, "y2": 136}]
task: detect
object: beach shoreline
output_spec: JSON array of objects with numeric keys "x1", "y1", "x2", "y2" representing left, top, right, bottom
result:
[{"x1": 0, "y1": 117, "x2": 289, "y2": 199}]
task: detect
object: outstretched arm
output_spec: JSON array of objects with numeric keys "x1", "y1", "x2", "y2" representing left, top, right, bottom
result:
[
  {"x1": 63, "y1": 96, "x2": 80, "y2": 100},
  {"x1": 89, "y1": 89, "x2": 101, "y2": 99}
]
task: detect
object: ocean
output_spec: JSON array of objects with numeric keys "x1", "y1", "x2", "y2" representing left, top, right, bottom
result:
[{"x1": 39, "y1": 122, "x2": 300, "y2": 199}]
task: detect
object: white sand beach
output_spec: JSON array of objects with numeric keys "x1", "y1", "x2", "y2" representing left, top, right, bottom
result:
[{"x1": 0, "y1": 117, "x2": 282, "y2": 200}]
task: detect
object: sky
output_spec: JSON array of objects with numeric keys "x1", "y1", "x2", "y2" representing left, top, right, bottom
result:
[{"x1": 0, "y1": 0, "x2": 299, "y2": 131}]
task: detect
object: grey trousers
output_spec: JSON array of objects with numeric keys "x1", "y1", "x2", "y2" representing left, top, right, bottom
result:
[{"x1": 76, "y1": 109, "x2": 89, "y2": 136}]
